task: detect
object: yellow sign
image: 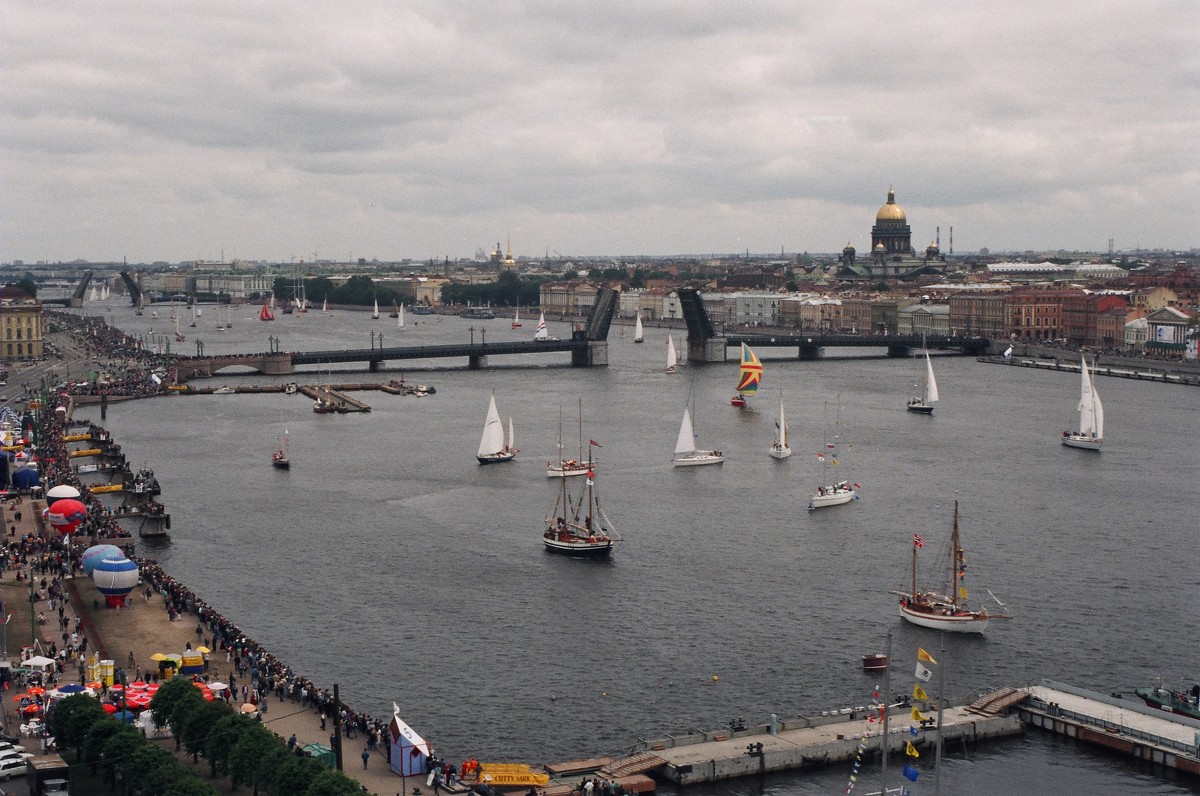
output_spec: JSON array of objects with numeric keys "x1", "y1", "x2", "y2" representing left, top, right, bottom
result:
[{"x1": 478, "y1": 763, "x2": 550, "y2": 787}]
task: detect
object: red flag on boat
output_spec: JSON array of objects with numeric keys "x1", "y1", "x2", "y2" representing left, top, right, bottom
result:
[
  {"x1": 589, "y1": 439, "x2": 602, "y2": 447},
  {"x1": 913, "y1": 532, "x2": 925, "y2": 548}
]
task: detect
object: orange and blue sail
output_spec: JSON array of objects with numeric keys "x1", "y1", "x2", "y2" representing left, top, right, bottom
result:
[{"x1": 736, "y1": 343, "x2": 763, "y2": 395}]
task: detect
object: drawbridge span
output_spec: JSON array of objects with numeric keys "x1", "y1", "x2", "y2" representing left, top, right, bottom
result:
[{"x1": 174, "y1": 288, "x2": 619, "y2": 379}]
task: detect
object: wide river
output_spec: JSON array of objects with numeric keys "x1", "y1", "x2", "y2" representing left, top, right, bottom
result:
[{"x1": 67, "y1": 302, "x2": 1199, "y2": 795}]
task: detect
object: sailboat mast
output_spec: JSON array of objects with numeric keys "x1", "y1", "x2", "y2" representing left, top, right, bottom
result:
[
  {"x1": 578, "y1": 398, "x2": 584, "y2": 463},
  {"x1": 951, "y1": 501, "x2": 960, "y2": 609}
]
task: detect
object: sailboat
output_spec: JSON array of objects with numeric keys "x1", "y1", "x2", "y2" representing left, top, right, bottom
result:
[
  {"x1": 672, "y1": 400, "x2": 723, "y2": 467},
  {"x1": 543, "y1": 418, "x2": 620, "y2": 557},
  {"x1": 1062, "y1": 357, "x2": 1103, "y2": 451},
  {"x1": 906, "y1": 347, "x2": 939, "y2": 414},
  {"x1": 543, "y1": 471, "x2": 620, "y2": 557},
  {"x1": 893, "y1": 500, "x2": 1012, "y2": 633},
  {"x1": 173, "y1": 315, "x2": 185, "y2": 343},
  {"x1": 512, "y1": 308, "x2": 522, "y2": 329},
  {"x1": 808, "y1": 401, "x2": 857, "y2": 510},
  {"x1": 769, "y1": 393, "x2": 791, "y2": 459},
  {"x1": 322, "y1": 297, "x2": 328, "y2": 313},
  {"x1": 477, "y1": 393, "x2": 518, "y2": 464},
  {"x1": 189, "y1": 308, "x2": 197, "y2": 328},
  {"x1": 633, "y1": 311, "x2": 644, "y2": 343},
  {"x1": 272, "y1": 426, "x2": 291, "y2": 470},
  {"x1": 547, "y1": 401, "x2": 591, "y2": 478},
  {"x1": 390, "y1": 301, "x2": 400, "y2": 319},
  {"x1": 731, "y1": 343, "x2": 762, "y2": 407},
  {"x1": 372, "y1": 298, "x2": 380, "y2": 320},
  {"x1": 259, "y1": 303, "x2": 275, "y2": 321},
  {"x1": 666, "y1": 335, "x2": 677, "y2": 373},
  {"x1": 533, "y1": 312, "x2": 550, "y2": 340},
  {"x1": 397, "y1": 304, "x2": 406, "y2": 329}
]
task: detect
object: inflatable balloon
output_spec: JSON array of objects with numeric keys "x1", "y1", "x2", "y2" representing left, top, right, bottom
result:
[
  {"x1": 92, "y1": 557, "x2": 140, "y2": 608},
  {"x1": 47, "y1": 498, "x2": 87, "y2": 534},
  {"x1": 45, "y1": 484, "x2": 82, "y2": 507},
  {"x1": 81, "y1": 545, "x2": 125, "y2": 576}
]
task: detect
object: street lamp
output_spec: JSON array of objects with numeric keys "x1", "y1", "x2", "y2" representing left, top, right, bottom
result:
[
  {"x1": 468, "y1": 326, "x2": 475, "y2": 344},
  {"x1": 370, "y1": 331, "x2": 376, "y2": 351}
]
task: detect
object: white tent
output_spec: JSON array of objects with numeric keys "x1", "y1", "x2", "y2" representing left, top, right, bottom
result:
[
  {"x1": 23, "y1": 655, "x2": 56, "y2": 671},
  {"x1": 388, "y1": 702, "x2": 430, "y2": 777}
]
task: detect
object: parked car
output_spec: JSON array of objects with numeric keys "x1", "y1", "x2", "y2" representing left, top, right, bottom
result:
[{"x1": 0, "y1": 756, "x2": 27, "y2": 779}]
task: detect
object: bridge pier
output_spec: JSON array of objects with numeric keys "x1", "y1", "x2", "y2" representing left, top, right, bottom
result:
[
  {"x1": 571, "y1": 341, "x2": 608, "y2": 367},
  {"x1": 368, "y1": 358, "x2": 381, "y2": 372},
  {"x1": 468, "y1": 355, "x2": 488, "y2": 369},
  {"x1": 886, "y1": 345, "x2": 911, "y2": 358},
  {"x1": 688, "y1": 338, "x2": 726, "y2": 363},
  {"x1": 798, "y1": 343, "x2": 822, "y2": 360}
]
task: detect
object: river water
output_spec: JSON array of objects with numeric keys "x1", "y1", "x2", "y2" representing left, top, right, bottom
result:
[{"x1": 66, "y1": 302, "x2": 1200, "y2": 795}]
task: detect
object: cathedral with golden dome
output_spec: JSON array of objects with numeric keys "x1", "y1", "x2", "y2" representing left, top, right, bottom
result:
[{"x1": 837, "y1": 187, "x2": 946, "y2": 280}]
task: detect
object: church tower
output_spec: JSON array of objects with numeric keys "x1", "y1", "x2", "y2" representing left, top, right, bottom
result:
[{"x1": 870, "y1": 187, "x2": 913, "y2": 257}]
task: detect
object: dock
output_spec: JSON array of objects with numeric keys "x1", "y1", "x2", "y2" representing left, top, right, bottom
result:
[
  {"x1": 298, "y1": 385, "x2": 372, "y2": 412},
  {"x1": 979, "y1": 356, "x2": 1200, "y2": 386},
  {"x1": 1019, "y1": 681, "x2": 1200, "y2": 776}
]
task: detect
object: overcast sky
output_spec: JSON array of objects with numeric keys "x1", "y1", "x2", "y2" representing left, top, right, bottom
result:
[{"x1": 3, "y1": 2, "x2": 1197, "y2": 264}]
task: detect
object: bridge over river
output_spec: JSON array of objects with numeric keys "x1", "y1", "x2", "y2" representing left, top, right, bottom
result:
[{"x1": 170, "y1": 286, "x2": 992, "y2": 378}]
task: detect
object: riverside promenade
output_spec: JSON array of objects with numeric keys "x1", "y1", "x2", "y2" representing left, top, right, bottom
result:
[{"x1": 2, "y1": 496, "x2": 411, "y2": 796}]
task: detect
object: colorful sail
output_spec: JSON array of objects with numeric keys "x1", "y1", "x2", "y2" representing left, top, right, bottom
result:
[{"x1": 736, "y1": 343, "x2": 763, "y2": 395}]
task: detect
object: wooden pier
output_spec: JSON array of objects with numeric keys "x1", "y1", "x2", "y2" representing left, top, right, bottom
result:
[
  {"x1": 298, "y1": 385, "x2": 372, "y2": 412},
  {"x1": 1018, "y1": 681, "x2": 1200, "y2": 776}
]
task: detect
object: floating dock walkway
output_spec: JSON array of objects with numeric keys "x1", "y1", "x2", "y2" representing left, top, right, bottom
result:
[
  {"x1": 979, "y1": 356, "x2": 1200, "y2": 386},
  {"x1": 1019, "y1": 681, "x2": 1200, "y2": 776},
  {"x1": 536, "y1": 682, "x2": 1200, "y2": 791}
]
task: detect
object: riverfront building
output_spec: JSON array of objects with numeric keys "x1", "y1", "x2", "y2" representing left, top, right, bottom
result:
[{"x1": 0, "y1": 283, "x2": 44, "y2": 361}]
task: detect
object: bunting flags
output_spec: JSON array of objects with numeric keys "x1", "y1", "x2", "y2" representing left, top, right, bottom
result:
[
  {"x1": 906, "y1": 741, "x2": 920, "y2": 758},
  {"x1": 913, "y1": 683, "x2": 928, "y2": 701},
  {"x1": 902, "y1": 764, "x2": 920, "y2": 782},
  {"x1": 911, "y1": 706, "x2": 927, "y2": 722},
  {"x1": 589, "y1": 439, "x2": 602, "y2": 447},
  {"x1": 913, "y1": 532, "x2": 925, "y2": 548},
  {"x1": 917, "y1": 648, "x2": 937, "y2": 665},
  {"x1": 959, "y1": 585, "x2": 968, "y2": 601},
  {"x1": 915, "y1": 663, "x2": 933, "y2": 682}
]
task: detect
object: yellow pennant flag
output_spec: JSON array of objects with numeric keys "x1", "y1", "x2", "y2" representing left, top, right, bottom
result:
[
  {"x1": 912, "y1": 706, "x2": 927, "y2": 722},
  {"x1": 959, "y1": 586, "x2": 968, "y2": 601},
  {"x1": 913, "y1": 684, "x2": 928, "y2": 701},
  {"x1": 917, "y1": 647, "x2": 938, "y2": 665},
  {"x1": 906, "y1": 741, "x2": 920, "y2": 758}
]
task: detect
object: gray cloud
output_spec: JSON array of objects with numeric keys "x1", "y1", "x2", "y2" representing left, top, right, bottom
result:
[{"x1": 3, "y1": 1, "x2": 1196, "y2": 262}]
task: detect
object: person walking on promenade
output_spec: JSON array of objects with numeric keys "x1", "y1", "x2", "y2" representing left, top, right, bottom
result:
[{"x1": 362, "y1": 748, "x2": 370, "y2": 769}]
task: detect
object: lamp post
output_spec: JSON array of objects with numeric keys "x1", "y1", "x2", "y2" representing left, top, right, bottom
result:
[
  {"x1": 370, "y1": 331, "x2": 376, "y2": 351},
  {"x1": 468, "y1": 326, "x2": 475, "y2": 345}
]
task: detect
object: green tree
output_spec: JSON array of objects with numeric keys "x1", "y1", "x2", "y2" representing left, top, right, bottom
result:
[
  {"x1": 304, "y1": 767, "x2": 367, "y2": 796},
  {"x1": 126, "y1": 743, "x2": 185, "y2": 795},
  {"x1": 151, "y1": 675, "x2": 206, "y2": 748},
  {"x1": 182, "y1": 700, "x2": 232, "y2": 762},
  {"x1": 82, "y1": 717, "x2": 134, "y2": 778},
  {"x1": 17, "y1": 278, "x2": 37, "y2": 297},
  {"x1": 229, "y1": 723, "x2": 286, "y2": 794},
  {"x1": 630, "y1": 268, "x2": 646, "y2": 289},
  {"x1": 166, "y1": 778, "x2": 221, "y2": 796},
  {"x1": 99, "y1": 725, "x2": 143, "y2": 787},
  {"x1": 206, "y1": 712, "x2": 255, "y2": 778},
  {"x1": 273, "y1": 754, "x2": 327, "y2": 796},
  {"x1": 47, "y1": 693, "x2": 106, "y2": 757}
]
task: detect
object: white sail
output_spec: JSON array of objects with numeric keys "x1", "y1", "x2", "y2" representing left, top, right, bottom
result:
[
  {"x1": 924, "y1": 351, "x2": 940, "y2": 404},
  {"x1": 666, "y1": 335, "x2": 677, "y2": 372},
  {"x1": 478, "y1": 394, "x2": 505, "y2": 457},
  {"x1": 507, "y1": 416, "x2": 515, "y2": 451},
  {"x1": 373, "y1": 298, "x2": 380, "y2": 319},
  {"x1": 1003, "y1": 345, "x2": 1013, "y2": 359},
  {"x1": 322, "y1": 297, "x2": 328, "y2": 312},
  {"x1": 398, "y1": 304, "x2": 405, "y2": 328},
  {"x1": 674, "y1": 407, "x2": 697, "y2": 456},
  {"x1": 770, "y1": 395, "x2": 791, "y2": 458},
  {"x1": 1078, "y1": 358, "x2": 1103, "y2": 438},
  {"x1": 534, "y1": 312, "x2": 549, "y2": 340},
  {"x1": 634, "y1": 312, "x2": 644, "y2": 342}
]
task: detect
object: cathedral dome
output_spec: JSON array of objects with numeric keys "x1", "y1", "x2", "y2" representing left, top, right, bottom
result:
[{"x1": 875, "y1": 187, "x2": 906, "y2": 223}]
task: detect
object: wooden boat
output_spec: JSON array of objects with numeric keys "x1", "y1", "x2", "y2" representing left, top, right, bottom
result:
[
  {"x1": 543, "y1": 415, "x2": 620, "y2": 557},
  {"x1": 892, "y1": 501, "x2": 1012, "y2": 634}
]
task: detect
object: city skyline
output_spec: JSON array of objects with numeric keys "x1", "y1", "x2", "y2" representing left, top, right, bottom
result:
[{"x1": 3, "y1": 2, "x2": 1197, "y2": 264}]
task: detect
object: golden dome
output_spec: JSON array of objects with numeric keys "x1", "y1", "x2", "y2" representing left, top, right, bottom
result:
[{"x1": 875, "y1": 187, "x2": 907, "y2": 222}]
